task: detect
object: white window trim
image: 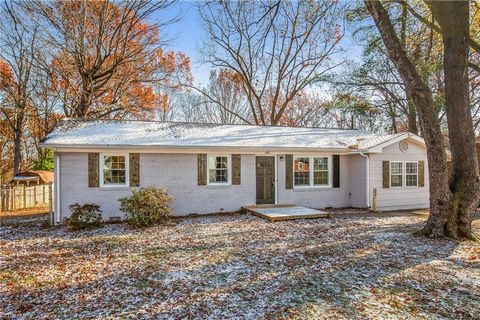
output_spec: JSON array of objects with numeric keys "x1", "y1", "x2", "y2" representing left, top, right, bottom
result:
[
  {"x1": 390, "y1": 161, "x2": 404, "y2": 188},
  {"x1": 405, "y1": 161, "x2": 419, "y2": 188},
  {"x1": 293, "y1": 155, "x2": 332, "y2": 189},
  {"x1": 207, "y1": 154, "x2": 232, "y2": 186},
  {"x1": 100, "y1": 152, "x2": 130, "y2": 188},
  {"x1": 390, "y1": 161, "x2": 419, "y2": 188}
]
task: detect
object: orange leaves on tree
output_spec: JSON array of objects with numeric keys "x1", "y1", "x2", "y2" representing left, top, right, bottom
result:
[
  {"x1": 45, "y1": 0, "x2": 192, "y2": 119},
  {"x1": 0, "y1": 59, "x2": 15, "y2": 89}
]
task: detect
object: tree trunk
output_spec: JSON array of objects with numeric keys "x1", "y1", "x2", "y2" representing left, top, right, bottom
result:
[
  {"x1": 12, "y1": 115, "x2": 24, "y2": 175},
  {"x1": 407, "y1": 101, "x2": 418, "y2": 134},
  {"x1": 430, "y1": 1, "x2": 480, "y2": 239},
  {"x1": 365, "y1": 0, "x2": 453, "y2": 237}
]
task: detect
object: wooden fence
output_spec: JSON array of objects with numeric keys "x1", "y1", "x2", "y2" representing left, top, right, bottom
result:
[{"x1": 0, "y1": 183, "x2": 53, "y2": 214}]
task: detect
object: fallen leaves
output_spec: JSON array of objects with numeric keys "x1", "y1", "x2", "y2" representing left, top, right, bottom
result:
[{"x1": 0, "y1": 214, "x2": 479, "y2": 319}]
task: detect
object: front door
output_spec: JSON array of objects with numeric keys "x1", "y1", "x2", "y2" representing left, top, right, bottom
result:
[{"x1": 256, "y1": 156, "x2": 275, "y2": 204}]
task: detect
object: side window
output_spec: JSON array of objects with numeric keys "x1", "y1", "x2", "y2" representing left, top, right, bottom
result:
[
  {"x1": 294, "y1": 157, "x2": 310, "y2": 186},
  {"x1": 313, "y1": 157, "x2": 329, "y2": 186},
  {"x1": 101, "y1": 154, "x2": 129, "y2": 186},
  {"x1": 208, "y1": 156, "x2": 229, "y2": 184},
  {"x1": 405, "y1": 162, "x2": 418, "y2": 187},
  {"x1": 390, "y1": 161, "x2": 403, "y2": 187}
]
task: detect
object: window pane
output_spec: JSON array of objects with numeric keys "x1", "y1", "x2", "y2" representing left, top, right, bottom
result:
[
  {"x1": 104, "y1": 157, "x2": 113, "y2": 169},
  {"x1": 217, "y1": 169, "x2": 228, "y2": 182},
  {"x1": 314, "y1": 171, "x2": 328, "y2": 185},
  {"x1": 406, "y1": 162, "x2": 418, "y2": 174},
  {"x1": 406, "y1": 174, "x2": 417, "y2": 187},
  {"x1": 216, "y1": 157, "x2": 227, "y2": 169},
  {"x1": 391, "y1": 162, "x2": 403, "y2": 174},
  {"x1": 294, "y1": 172, "x2": 310, "y2": 186},
  {"x1": 208, "y1": 157, "x2": 216, "y2": 170},
  {"x1": 104, "y1": 170, "x2": 112, "y2": 183},
  {"x1": 314, "y1": 157, "x2": 328, "y2": 171},
  {"x1": 209, "y1": 169, "x2": 217, "y2": 183},
  {"x1": 391, "y1": 174, "x2": 403, "y2": 187},
  {"x1": 294, "y1": 158, "x2": 310, "y2": 172}
]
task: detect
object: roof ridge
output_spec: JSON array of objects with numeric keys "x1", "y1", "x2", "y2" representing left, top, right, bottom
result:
[{"x1": 59, "y1": 118, "x2": 367, "y2": 132}]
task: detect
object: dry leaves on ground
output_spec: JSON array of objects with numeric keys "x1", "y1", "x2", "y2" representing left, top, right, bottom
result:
[{"x1": 1, "y1": 214, "x2": 479, "y2": 319}]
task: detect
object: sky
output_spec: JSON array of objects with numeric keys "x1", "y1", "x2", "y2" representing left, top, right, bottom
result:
[
  {"x1": 154, "y1": 1, "x2": 364, "y2": 89},
  {"x1": 157, "y1": 1, "x2": 213, "y2": 86}
]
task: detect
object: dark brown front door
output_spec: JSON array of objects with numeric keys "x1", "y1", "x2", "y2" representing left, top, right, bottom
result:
[{"x1": 256, "y1": 156, "x2": 275, "y2": 204}]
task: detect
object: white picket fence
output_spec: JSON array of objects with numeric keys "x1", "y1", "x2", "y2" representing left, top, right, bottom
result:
[{"x1": 0, "y1": 183, "x2": 53, "y2": 213}]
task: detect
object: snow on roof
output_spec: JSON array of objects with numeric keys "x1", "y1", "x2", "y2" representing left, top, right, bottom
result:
[
  {"x1": 356, "y1": 133, "x2": 410, "y2": 150},
  {"x1": 41, "y1": 119, "x2": 405, "y2": 151}
]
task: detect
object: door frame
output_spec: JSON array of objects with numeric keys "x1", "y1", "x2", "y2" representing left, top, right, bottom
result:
[{"x1": 255, "y1": 155, "x2": 276, "y2": 205}]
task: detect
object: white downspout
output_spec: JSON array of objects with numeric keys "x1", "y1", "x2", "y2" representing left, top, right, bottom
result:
[
  {"x1": 360, "y1": 152, "x2": 370, "y2": 208},
  {"x1": 54, "y1": 152, "x2": 61, "y2": 224},
  {"x1": 274, "y1": 155, "x2": 278, "y2": 204}
]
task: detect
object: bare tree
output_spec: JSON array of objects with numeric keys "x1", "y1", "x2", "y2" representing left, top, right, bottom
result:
[
  {"x1": 365, "y1": 0, "x2": 480, "y2": 239},
  {"x1": 199, "y1": 0, "x2": 345, "y2": 125},
  {"x1": 199, "y1": 70, "x2": 250, "y2": 124},
  {"x1": 0, "y1": 1, "x2": 40, "y2": 174},
  {"x1": 429, "y1": 0, "x2": 480, "y2": 239}
]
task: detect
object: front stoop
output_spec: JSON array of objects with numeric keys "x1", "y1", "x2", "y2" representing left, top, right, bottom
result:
[{"x1": 242, "y1": 204, "x2": 330, "y2": 222}]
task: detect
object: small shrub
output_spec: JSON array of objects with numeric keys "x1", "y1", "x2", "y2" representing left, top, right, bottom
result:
[
  {"x1": 66, "y1": 203, "x2": 103, "y2": 230},
  {"x1": 119, "y1": 187, "x2": 173, "y2": 228}
]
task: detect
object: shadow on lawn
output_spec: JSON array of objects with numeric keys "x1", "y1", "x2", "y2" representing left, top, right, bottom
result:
[{"x1": 3, "y1": 215, "x2": 475, "y2": 319}]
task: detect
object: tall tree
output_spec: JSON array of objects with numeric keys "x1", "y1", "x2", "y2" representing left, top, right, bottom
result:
[
  {"x1": 199, "y1": 0, "x2": 344, "y2": 125},
  {"x1": 365, "y1": 0, "x2": 480, "y2": 239},
  {"x1": 0, "y1": 2, "x2": 39, "y2": 174},
  {"x1": 30, "y1": 0, "x2": 190, "y2": 119},
  {"x1": 429, "y1": 1, "x2": 480, "y2": 238}
]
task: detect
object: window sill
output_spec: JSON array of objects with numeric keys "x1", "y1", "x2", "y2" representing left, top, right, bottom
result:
[
  {"x1": 388, "y1": 186, "x2": 422, "y2": 189},
  {"x1": 207, "y1": 184, "x2": 232, "y2": 189},
  {"x1": 293, "y1": 186, "x2": 332, "y2": 192},
  {"x1": 99, "y1": 186, "x2": 132, "y2": 191}
]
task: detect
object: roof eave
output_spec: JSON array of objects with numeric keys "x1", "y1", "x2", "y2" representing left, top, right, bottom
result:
[{"x1": 40, "y1": 142, "x2": 355, "y2": 154}]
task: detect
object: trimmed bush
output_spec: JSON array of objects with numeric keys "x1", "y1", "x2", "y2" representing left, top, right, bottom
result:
[
  {"x1": 119, "y1": 187, "x2": 173, "y2": 228},
  {"x1": 66, "y1": 203, "x2": 103, "y2": 230}
]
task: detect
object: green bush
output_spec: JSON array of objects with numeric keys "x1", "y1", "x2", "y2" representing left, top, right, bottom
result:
[
  {"x1": 33, "y1": 148, "x2": 54, "y2": 171},
  {"x1": 66, "y1": 203, "x2": 103, "y2": 230},
  {"x1": 119, "y1": 187, "x2": 173, "y2": 228}
]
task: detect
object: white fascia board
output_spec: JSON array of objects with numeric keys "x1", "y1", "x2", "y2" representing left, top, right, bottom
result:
[{"x1": 41, "y1": 144, "x2": 354, "y2": 155}]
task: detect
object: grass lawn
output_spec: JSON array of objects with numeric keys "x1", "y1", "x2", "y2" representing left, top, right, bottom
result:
[{"x1": 1, "y1": 213, "x2": 479, "y2": 319}]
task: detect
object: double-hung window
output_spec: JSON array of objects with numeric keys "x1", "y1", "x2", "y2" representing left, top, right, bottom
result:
[
  {"x1": 294, "y1": 156, "x2": 330, "y2": 188},
  {"x1": 405, "y1": 161, "x2": 418, "y2": 187},
  {"x1": 390, "y1": 161, "x2": 403, "y2": 187},
  {"x1": 208, "y1": 155, "x2": 230, "y2": 184},
  {"x1": 294, "y1": 157, "x2": 310, "y2": 186},
  {"x1": 390, "y1": 161, "x2": 418, "y2": 188},
  {"x1": 313, "y1": 157, "x2": 329, "y2": 186},
  {"x1": 101, "y1": 153, "x2": 129, "y2": 187}
]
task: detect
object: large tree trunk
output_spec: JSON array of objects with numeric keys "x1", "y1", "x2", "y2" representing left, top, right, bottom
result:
[
  {"x1": 365, "y1": 0, "x2": 453, "y2": 237},
  {"x1": 430, "y1": 1, "x2": 480, "y2": 239},
  {"x1": 406, "y1": 101, "x2": 418, "y2": 134}
]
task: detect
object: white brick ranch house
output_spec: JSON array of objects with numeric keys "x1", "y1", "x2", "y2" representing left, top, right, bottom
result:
[{"x1": 41, "y1": 119, "x2": 430, "y2": 223}]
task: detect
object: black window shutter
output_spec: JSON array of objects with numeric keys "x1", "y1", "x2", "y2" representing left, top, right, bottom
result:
[
  {"x1": 285, "y1": 155, "x2": 293, "y2": 189},
  {"x1": 333, "y1": 155, "x2": 340, "y2": 188}
]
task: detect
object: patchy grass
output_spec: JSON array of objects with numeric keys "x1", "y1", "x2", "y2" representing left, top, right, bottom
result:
[{"x1": 1, "y1": 214, "x2": 479, "y2": 319}]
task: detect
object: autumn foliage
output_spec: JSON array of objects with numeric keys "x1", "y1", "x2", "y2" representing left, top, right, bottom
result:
[
  {"x1": 46, "y1": 0, "x2": 191, "y2": 119},
  {"x1": 0, "y1": 0, "x2": 191, "y2": 180}
]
